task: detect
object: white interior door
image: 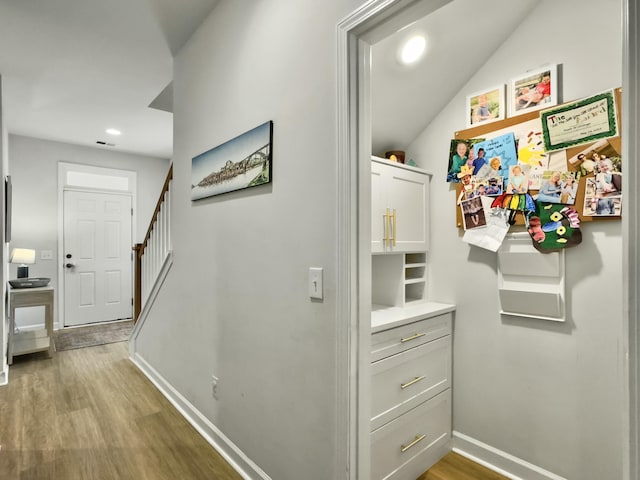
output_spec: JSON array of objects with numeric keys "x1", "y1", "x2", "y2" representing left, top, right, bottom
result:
[{"x1": 63, "y1": 190, "x2": 133, "y2": 327}]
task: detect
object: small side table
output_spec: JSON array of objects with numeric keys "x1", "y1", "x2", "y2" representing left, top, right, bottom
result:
[{"x1": 8, "y1": 285, "x2": 55, "y2": 365}]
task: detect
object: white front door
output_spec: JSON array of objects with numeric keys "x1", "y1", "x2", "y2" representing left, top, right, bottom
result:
[{"x1": 63, "y1": 190, "x2": 133, "y2": 326}]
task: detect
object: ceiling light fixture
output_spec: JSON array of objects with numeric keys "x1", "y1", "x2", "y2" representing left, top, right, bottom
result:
[
  {"x1": 106, "y1": 128, "x2": 121, "y2": 136},
  {"x1": 400, "y1": 35, "x2": 426, "y2": 65}
]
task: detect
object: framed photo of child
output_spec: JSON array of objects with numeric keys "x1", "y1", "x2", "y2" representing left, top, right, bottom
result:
[
  {"x1": 509, "y1": 64, "x2": 559, "y2": 117},
  {"x1": 466, "y1": 85, "x2": 505, "y2": 128}
]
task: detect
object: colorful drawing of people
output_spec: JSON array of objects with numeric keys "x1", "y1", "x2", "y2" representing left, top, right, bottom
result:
[
  {"x1": 447, "y1": 141, "x2": 468, "y2": 182},
  {"x1": 536, "y1": 171, "x2": 562, "y2": 203},
  {"x1": 506, "y1": 165, "x2": 527, "y2": 193}
]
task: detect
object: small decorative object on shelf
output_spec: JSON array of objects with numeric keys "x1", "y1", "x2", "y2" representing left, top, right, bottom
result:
[{"x1": 385, "y1": 150, "x2": 405, "y2": 163}]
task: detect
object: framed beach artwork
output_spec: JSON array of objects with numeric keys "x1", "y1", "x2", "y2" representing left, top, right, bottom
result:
[
  {"x1": 466, "y1": 85, "x2": 505, "y2": 128},
  {"x1": 509, "y1": 64, "x2": 558, "y2": 116},
  {"x1": 191, "y1": 121, "x2": 273, "y2": 200}
]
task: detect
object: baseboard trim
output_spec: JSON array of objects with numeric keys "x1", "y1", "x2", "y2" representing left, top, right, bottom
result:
[
  {"x1": 452, "y1": 431, "x2": 567, "y2": 480},
  {"x1": 130, "y1": 351, "x2": 271, "y2": 480},
  {"x1": 129, "y1": 250, "x2": 173, "y2": 357},
  {"x1": 0, "y1": 363, "x2": 8, "y2": 386}
]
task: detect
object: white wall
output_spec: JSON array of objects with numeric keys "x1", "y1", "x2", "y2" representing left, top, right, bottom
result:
[
  {"x1": 1, "y1": 76, "x2": 7, "y2": 385},
  {"x1": 406, "y1": 0, "x2": 623, "y2": 478},
  {"x1": 8, "y1": 134, "x2": 169, "y2": 328},
  {"x1": 133, "y1": 1, "x2": 361, "y2": 479}
]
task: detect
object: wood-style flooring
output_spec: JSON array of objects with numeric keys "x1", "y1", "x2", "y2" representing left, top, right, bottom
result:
[
  {"x1": 419, "y1": 451, "x2": 510, "y2": 480},
  {"x1": 0, "y1": 342, "x2": 242, "y2": 480}
]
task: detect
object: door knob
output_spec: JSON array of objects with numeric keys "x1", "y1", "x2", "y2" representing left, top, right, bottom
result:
[{"x1": 65, "y1": 263, "x2": 75, "y2": 269}]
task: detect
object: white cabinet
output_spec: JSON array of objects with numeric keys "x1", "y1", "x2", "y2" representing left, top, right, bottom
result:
[
  {"x1": 371, "y1": 157, "x2": 430, "y2": 254},
  {"x1": 370, "y1": 305, "x2": 454, "y2": 480}
]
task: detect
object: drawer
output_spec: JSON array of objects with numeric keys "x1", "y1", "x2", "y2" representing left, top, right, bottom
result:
[
  {"x1": 371, "y1": 335, "x2": 450, "y2": 431},
  {"x1": 371, "y1": 313, "x2": 451, "y2": 363},
  {"x1": 371, "y1": 389, "x2": 451, "y2": 480}
]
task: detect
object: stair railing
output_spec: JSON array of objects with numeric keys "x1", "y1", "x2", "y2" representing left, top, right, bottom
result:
[{"x1": 133, "y1": 164, "x2": 173, "y2": 321}]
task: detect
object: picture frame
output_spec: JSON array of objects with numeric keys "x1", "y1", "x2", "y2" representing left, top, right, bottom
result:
[
  {"x1": 191, "y1": 121, "x2": 273, "y2": 201},
  {"x1": 509, "y1": 64, "x2": 558, "y2": 116},
  {"x1": 466, "y1": 85, "x2": 505, "y2": 128}
]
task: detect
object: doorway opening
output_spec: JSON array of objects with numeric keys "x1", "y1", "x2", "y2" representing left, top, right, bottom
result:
[{"x1": 57, "y1": 163, "x2": 137, "y2": 328}]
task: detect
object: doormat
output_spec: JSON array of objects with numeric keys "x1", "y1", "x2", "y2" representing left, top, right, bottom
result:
[{"x1": 54, "y1": 320, "x2": 133, "y2": 352}]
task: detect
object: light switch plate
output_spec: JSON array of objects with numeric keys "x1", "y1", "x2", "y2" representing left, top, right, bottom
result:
[
  {"x1": 40, "y1": 250, "x2": 53, "y2": 260},
  {"x1": 308, "y1": 267, "x2": 323, "y2": 300}
]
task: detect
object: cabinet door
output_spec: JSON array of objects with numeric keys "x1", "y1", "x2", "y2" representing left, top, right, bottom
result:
[
  {"x1": 387, "y1": 167, "x2": 429, "y2": 252},
  {"x1": 371, "y1": 161, "x2": 388, "y2": 253}
]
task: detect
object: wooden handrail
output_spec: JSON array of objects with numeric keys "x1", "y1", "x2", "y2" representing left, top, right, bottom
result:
[
  {"x1": 133, "y1": 164, "x2": 173, "y2": 322},
  {"x1": 142, "y1": 164, "x2": 173, "y2": 254}
]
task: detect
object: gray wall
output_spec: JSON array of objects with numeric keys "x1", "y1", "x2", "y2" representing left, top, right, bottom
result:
[
  {"x1": 9, "y1": 134, "x2": 169, "y2": 328},
  {"x1": 134, "y1": 1, "x2": 361, "y2": 479},
  {"x1": 406, "y1": 0, "x2": 623, "y2": 478}
]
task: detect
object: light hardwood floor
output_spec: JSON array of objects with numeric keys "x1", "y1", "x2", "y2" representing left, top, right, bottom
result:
[
  {"x1": 419, "y1": 451, "x2": 510, "y2": 480},
  {"x1": 0, "y1": 342, "x2": 242, "y2": 480}
]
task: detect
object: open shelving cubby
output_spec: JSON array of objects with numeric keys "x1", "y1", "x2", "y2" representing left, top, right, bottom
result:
[{"x1": 372, "y1": 252, "x2": 427, "y2": 309}]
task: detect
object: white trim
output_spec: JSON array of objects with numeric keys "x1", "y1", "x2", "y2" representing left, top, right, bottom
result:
[
  {"x1": 57, "y1": 162, "x2": 137, "y2": 330},
  {"x1": 128, "y1": 250, "x2": 173, "y2": 355},
  {"x1": 452, "y1": 431, "x2": 567, "y2": 480},
  {"x1": 129, "y1": 351, "x2": 271, "y2": 480},
  {"x1": 622, "y1": 0, "x2": 638, "y2": 478},
  {"x1": 337, "y1": 1, "x2": 453, "y2": 478}
]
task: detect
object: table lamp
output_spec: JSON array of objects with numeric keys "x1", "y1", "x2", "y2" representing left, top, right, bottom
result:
[{"x1": 10, "y1": 248, "x2": 36, "y2": 278}]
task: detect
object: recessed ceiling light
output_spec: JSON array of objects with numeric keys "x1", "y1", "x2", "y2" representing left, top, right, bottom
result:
[
  {"x1": 106, "y1": 128, "x2": 121, "y2": 136},
  {"x1": 400, "y1": 35, "x2": 426, "y2": 65}
]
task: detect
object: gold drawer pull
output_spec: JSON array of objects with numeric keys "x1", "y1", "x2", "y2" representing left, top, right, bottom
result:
[
  {"x1": 400, "y1": 332, "x2": 426, "y2": 343},
  {"x1": 400, "y1": 375, "x2": 425, "y2": 390},
  {"x1": 392, "y1": 209, "x2": 397, "y2": 246},
  {"x1": 401, "y1": 434, "x2": 426, "y2": 453}
]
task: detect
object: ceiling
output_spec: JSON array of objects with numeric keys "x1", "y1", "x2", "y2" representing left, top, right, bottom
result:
[
  {"x1": 0, "y1": 0, "x2": 218, "y2": 159},
  {"x1": 0, "y1": 0, "x2": 538, "y2": 161},
  {"x1": 371, "y1": 0, "x2": 540, "y2": 157}
]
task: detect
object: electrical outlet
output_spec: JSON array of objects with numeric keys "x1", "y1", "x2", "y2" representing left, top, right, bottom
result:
[{"x1": 211, "y1": 375, "x2": 219, "y2": 400}]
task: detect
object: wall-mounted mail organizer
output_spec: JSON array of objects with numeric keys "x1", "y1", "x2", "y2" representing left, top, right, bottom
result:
[{"x1": 497, "y1": 233, "x2": 565, "y2": 322}]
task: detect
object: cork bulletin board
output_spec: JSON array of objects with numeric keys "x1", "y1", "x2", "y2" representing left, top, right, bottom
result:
[{"x1": 453, "y1": 87, "x2": 622, "y2": 228}]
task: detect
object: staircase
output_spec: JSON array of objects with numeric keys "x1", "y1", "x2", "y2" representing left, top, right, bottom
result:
[{"x1": 133, "y1": 164, "x2": 173, "y2": 322}]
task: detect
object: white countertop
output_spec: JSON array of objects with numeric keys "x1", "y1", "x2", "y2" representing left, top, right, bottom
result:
[{"x1": 371, "y1": 301, "x2": 456, "y2": 334}]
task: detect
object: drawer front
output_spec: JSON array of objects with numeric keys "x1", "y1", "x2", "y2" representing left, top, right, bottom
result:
[
  {"x1": 371, "y1": 335, "x2": 450, "y2": 431},
  {"x1": 371, "y1": 313, "x2": 451, "y2": 363},
  {"x1": 371, "y1": 390, "x2": 451, "y2": 480}
]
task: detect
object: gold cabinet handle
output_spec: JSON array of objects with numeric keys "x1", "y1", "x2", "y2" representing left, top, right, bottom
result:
[
  {"x1": 400, "y1": 375, "x2": 425, "y2": 390},
  {"x1": 401, "y1": 434, "x2": 426, "y2": 453},
  {"x1": 392, "y1": 209, "x2": 397, "y2": 246},
  {"x1": 385, "y1": 208, "x2": 391, "y2": 247},
  {"x1": 400, "y1": 332, "x2": 426, "y2": 343}
]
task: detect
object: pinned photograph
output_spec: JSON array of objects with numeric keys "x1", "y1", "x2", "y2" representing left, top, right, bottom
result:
[
  {"x1": 466, "y1": 85, "x2": 505, "y2": 128},
  {"x1": 583, "y1": 176, "x2": 622, "y2": 216},
  {"x1": 461, "y1": 196, "x2": 487, "y2": 230},
  {"x1": 505, "y1": 164, "x2": 529, "y2": 194},
  {"x1": 446, "y1": 138, "x2": 485, "y2": 183},
  {"x1": 566, "y1": 138, "x2": 622, "y2": 176},
  {"x1": 536, "y1": 171, "x2": 580, "y2": 205},
  {"x1": 475, "y1": 176, "x2": 503, "y2": 196},
  {"x1": 509, "y1": 65, "x2": 558, "y2": 116}
]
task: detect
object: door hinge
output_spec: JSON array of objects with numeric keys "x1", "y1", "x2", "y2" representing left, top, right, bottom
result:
[
  {"x1": 131, "y1": 208, "x2": 133, "y2": 216},
  {"x1": 131, "y1": 298, "x2": 134, "y2": 306}
]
